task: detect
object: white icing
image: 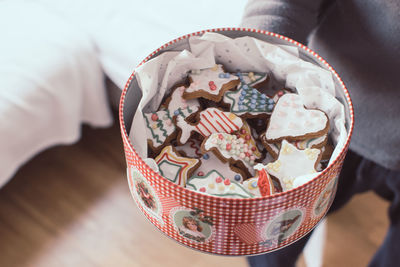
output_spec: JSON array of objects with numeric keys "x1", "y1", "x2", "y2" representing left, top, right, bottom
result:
[
  {"x1": 203, "y1": 132, "x2": 258, "y2": 175},
  {"x1": 266, "y1": 93, "x2": 328, "y2": 140},
  {"x1": 264, "y1": 140, "x2": 321, "y2": 191},
  {"x1": 185, "y1": 64, "x2": 238, "y2": 96},
  {"x1": 155, "y1": 146, "x2": 200, "y2": 187},
  {"x1": 168, "y1": 86, "x2": 200, "y2": 117},
  {"x1": 223, "y1": 72, "x2": 275, "y2": 116},
  {"x1": 144, "y1": 110, "x2": 175, "y2": 148},
  {"x1": 242, "y1": 177, "x2": 262, "y2": 197},
  {"x1": 177, "y1": 107, "x2": 243, "y2": 144},
  {"x1": 195, "y1": 152, "x2": 243, "y2": 182},
  {"x1": 186, "y1": 170, "x2": 252, "y2": 198}
]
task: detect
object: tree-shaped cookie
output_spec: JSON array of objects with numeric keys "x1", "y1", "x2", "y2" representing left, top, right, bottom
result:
[
  {"x1": 223, "y1": 72, "x2": 275, "y2": 118},
  {"x1": 144, "y1": 110, "x2": 176, "y2": 153}
]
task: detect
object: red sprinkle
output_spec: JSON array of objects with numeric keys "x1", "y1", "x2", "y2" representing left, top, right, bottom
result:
[
  {"x1": 251, "y1": 146, "x2": 257, "y2": 151},
  {"x1": 209, "y1": 81, "x2": 216, "y2": 91},
  {"x1": 245, "y1": 134, "x2": 251, "y2": 141},
  {"x1": 240, "y1": 129, "x2": 246, "y2": 135},
  {"x1": 226, "y1": 143, "x2": 232, "y2": 151},
  {"x1": 224, "y1": 179, "x2": 231, "y2": 185},
  {"x1": 151, "y1": 113, "x2": 158, "y2": 121},
  {"x1": 245, "y1": 152, "x2": 251, "y2": 157},
  {"x1": 216, "y1": 176, "x2": 223, "y2": 183},
  {"x1": 199, "y1": 187, "x2": 206, "y2": 192},
  {"x1": 218, "y1": 134, "x2": 224, "y2": 140},
  {"x1": 197, "y1": 171, "x2": 205, "y2": 176}
]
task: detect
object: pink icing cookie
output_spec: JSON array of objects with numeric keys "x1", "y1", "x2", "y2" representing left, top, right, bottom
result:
[
  {"x1": 183, "y1": 64, "x2": 240, "y2": 102},
  {"x1": 265, "y1": 93, "x2": 329, "y2": 142},
  {"x1": 176, "y1": 107, "x2": 243, "y2": 145},
  {"x1": 259, "y1": 140, "x2": 322, "y2": 191}
]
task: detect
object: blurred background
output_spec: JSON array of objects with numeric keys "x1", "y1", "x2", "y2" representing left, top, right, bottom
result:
[{"x1": 0, "y1": 0, "x2": 389, "y2": 266}]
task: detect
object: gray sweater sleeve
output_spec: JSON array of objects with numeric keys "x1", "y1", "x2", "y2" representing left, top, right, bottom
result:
[{"x1": 240, "y1": 0, "x2": 325, "y2": 44}]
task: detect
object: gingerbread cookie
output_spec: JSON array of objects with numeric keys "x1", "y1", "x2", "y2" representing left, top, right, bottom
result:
[
  {"x1": 144, "y1": 110, "x2": 176, "y2": 153},
  {"x1": 163, "y1": 85, "x2": 201, "y2": 119},
  {"x1": 175, "y1": 138, "x2": 245, "y2": 182},
  {"x1": 194, "y1": 152, "x2": 245, "y2": 183},
  {"x1": 175, "y1": 138, "x2": 203, "y2": 158},
  {"x1": 261, "y1": 133, "x2": 328, "y2": 159},
  {"x1": 202, "y1": 132, "x2": 260, "y2": 177},
  {"x1": 186, "y1": 170, "x2": 252, "y2": 198},
  {"x1": 223, "y1": 73, "x2": 275, "y2": 118},
  {"x1": 183, "y1": 64, "x2": 240, "y2": 102},
  {"x1": 265, "y1": 93, "x2": 329, "y2": 143},
  {"x1": 261, "y1": 140, "x2": 322, "y2": 191},
  {"x1": 176, "y1": 107, "x2": 243, "y2": 145},
  {"x1": 237, "y1": 121, "x2": 263, "y2": 160},
  {"x1": 155, "y1": 145, "x2": 201, "y2": 187},
  {"x1": 236, "y1": 72, "x2": 269, "y2": 89}
]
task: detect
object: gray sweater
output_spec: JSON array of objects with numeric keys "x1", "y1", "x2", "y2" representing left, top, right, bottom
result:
[{"x1": 241, "y1": 0, "x2": 400, "y2": 170}]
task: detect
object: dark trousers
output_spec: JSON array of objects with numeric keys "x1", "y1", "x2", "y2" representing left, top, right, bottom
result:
[{"x1": 247, "y1": 150, "x2": 400, "y2": 267}]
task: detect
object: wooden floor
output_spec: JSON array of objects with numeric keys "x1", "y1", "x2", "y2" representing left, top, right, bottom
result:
[{"x1": 0, "y1": 118, "x2": 389, "y2": 267}]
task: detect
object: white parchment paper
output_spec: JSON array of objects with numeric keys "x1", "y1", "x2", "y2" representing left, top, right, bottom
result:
[{"x1": 129, "y1": 32, "x2": 348, "y2": 188}]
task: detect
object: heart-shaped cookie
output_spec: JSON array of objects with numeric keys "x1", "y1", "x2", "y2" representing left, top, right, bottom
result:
[{"x1": 265, "y1": 93, "x2": 329, "y2": 142}]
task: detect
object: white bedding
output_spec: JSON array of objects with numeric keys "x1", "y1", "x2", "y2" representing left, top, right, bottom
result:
[
  {"x1": 0, "y1": 2, "x2": 113, "y2": 187},
  {"x1": 0, "y1": 0, "x2": 245, "y2": 187}
]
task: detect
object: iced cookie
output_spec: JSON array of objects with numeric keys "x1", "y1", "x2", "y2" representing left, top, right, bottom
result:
[
  {"x1": 175, "y1": 138, "x2": 203, "y2": 158},
  {"x1": 176, "y1": 107, "x2": 243, "y2": 144},
  {"x1": 144, "y1": 110, "x2": 176, "y2": 154},
  {"x1": 175, "y1": 138, "x2": 245, "y2": 182},
  {"x1": 201, "y1": 132, "x2": 260, "y2": 177},
  {"x1": 186, "y1": 170, "x2": 253, "y2": 198},
  {"x1": 265, "y1": 93, "x2": 329, "y2": 143},
  {"x1": 194, "y1": 152, "x2": 245, "y2": 183},
  {"x1": 236, "y1": 121, "x2": 263, "y2": 160},
  {"x1": 236, "y1": 72, "x2": 269, "y2": 89},
  {"x1": 155, "y1": 145, "x2": 201, "y2": 187},
  {"x1": 223, "y1": 72, "x2": 275, "y2": 118},
  {"x1": 242, "y1": 168, "x2": 276, "y2": 197},
  {"x1": 261, "y1": 140, "x2": 322, "y2": 191},
  {"x1": 261, "y1": 133, "x2": 328, "y2": 159},
  {"x1": 162, "y1": 85, "x2": 201, "y2": 119},
  {"x1": 183, "y1": 64, "x2": 240, "y2": 102}
]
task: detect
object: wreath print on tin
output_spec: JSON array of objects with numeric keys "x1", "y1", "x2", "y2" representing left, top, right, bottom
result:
[
  {"x1": 170, "y1": 207, "x2": 214, "y2": 244},
  {"x1": 128, "y1": 167, "x2": 164, "y2": 225},
  {"x1": 260, "y1": 207, "x2": 304, "y2": 248},
  {"x1": 313, "y1": 175, "x2": 339, "y2": 217}
]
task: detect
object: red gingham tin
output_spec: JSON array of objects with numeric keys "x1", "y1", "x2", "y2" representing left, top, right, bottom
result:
[{"x1": 119, "y1": 28, "x2": 354, "y2": 256}]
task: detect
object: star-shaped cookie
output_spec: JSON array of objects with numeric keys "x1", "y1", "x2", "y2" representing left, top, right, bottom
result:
[
  {"x1": 263, "y1": 140, "x2": 321, "y2": 191},
  {"x1": 155, "y1": 146, "x2": 201, "y2": 187}
]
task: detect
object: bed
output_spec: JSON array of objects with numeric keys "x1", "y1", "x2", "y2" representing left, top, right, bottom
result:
[{"x1": 0, "y1": 0, "x2": 245, "y2": 187}]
